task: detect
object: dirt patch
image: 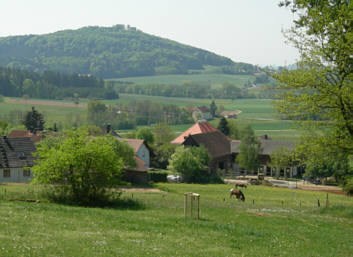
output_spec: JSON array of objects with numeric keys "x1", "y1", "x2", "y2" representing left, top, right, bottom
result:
[{"x1": 6, "y1": 98, "x2": 87, "y2": 108}]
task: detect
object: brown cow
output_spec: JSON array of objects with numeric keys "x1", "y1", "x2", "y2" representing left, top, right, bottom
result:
[{"x1": 229, "y1": 188, "x2": 245, "y2": 201}]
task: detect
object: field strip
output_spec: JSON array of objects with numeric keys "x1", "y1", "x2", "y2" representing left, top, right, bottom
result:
[{"x1": 6, "y1": 98, "x2": 87, "y2": 108}]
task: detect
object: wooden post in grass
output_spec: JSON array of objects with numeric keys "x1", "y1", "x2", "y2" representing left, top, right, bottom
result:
[
  {"x1": 184, "y1": 192, "x2": 200, "y2": 220},
  {"x1": 184, "y1": 193, "x2": 187, "y2": 218},
  {"x1": 317, "y1": 199, "x2": 320, "y2": 207},
  {"x1": 326, "y1": 193, "x2": 329, "y2": 207}
]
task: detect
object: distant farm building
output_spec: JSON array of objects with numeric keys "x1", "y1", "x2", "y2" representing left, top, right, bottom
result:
[{"x1": 0, "y1": 136, "x2": 36, "y2": 183}]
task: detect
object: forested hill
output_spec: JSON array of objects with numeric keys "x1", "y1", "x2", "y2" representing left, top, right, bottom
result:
[{"x1": 0, "y1": 25, "x2": 257, "y2": 78}]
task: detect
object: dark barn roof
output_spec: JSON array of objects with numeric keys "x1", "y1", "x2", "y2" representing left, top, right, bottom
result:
[
  {"x1": 183, "y1": 131, "x2": 231, "y2": 158},
  {"x1": 0, "y1": 137, "x2": 36, "y2": 169}
]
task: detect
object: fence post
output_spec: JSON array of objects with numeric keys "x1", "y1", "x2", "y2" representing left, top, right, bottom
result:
[
  {"x1": 326, "y1": 193, "x2": 329, "y2": 208},
  {"x1": 317, "y1": 199, "x2": 320, "y2": 207}
]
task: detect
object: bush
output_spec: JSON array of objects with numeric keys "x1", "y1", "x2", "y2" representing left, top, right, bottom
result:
[
  {"x1": 149, "y1": 171, "x2": 168, "y2": 183},
  {"x1": 343, "y1": 177, "x2": 353, "y2": 195}
]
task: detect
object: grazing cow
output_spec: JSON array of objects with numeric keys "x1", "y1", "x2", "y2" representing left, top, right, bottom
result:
[
  {"x1": 229, "y1": 188, "x2": 245, "y2": 201},
  {"x1": 235, "y1": 183, "x2": 247, "y2": 189}
]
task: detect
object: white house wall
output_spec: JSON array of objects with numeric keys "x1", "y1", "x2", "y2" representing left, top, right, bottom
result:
[{"x1": 0, "y1": 168, "x2": 33, "y2": 183}]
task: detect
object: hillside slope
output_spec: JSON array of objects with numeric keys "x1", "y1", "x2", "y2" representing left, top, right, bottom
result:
[{"x1": 0, "y1": 25, "x2": 256, "y2": 78}]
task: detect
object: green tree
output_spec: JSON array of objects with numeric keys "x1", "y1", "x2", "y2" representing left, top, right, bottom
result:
[
  {"x1": 168, "y1": 146, "x2": 210, "y2": 183},
  {"x1": 32, "y1": 128, "x2": 135, "y2": 205},
  {"x1": 210, "y1": 100, "x2": 217, "y2": 118},
  {"x1": 269, "y1": 147, "x2": 297, "y2": 178},
  {"x1": 228, "y1": 120, "x2": 240, "y2": 140},
  {"x1": 23, "y1": 106, "x2": 45, "y2": 132},
  {"x1": 275, "y1": 1, "x2": 353, "y2": 154},
  {"x1": 236, "y1": 126, "x2": 261, "y2": 173},
  {"x1": 0, "y1": 120, "x2": 10, "y2": 135},
  {"x1": 136, "y1": 127, "x2": 155, "y2": 146},
  {"x1": 217, "y1": 117, "x2": 230, "y2": 136},
  {"x1": 152, "y1": 123, "x2": 175, "y2": 146},
  {"x1": 87, "y1": 101, "x2": 107, "y2": 126}
]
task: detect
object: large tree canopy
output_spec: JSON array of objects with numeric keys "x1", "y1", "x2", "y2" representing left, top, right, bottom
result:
[
  {"x1": 275, "y1": 1, "x2": 353, "y2": 154},
  {"x1": 32, "y1": 128, "x2": 135, "y2": 205}
]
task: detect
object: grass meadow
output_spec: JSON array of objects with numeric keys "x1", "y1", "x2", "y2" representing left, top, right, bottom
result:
[
  {"x1": 0, "y1": 95, "x2": 301, "y2": 141},
  {"x1": 0, "y1": 183, "x2": 352, "y2": 256},
  {"x1": 108, "y1": 74, "x2": 255, "y2": 88}
]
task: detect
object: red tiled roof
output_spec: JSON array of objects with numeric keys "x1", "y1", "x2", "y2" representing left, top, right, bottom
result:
[
  {"x1": 117, "y1": 138, "x2": 144, "y2": 153},
  {"x1": 171, "y1": 121, "x2": 218, "y2": 145},
  {"x1": 8, "y1": 130, "x2": 43, "y2": 143}
]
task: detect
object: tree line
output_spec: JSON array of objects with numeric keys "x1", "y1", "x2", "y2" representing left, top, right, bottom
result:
[
  {"x1": 0, "y1": 67, "x2": 118, "y2": 99},
  {"x1": 87, "y1": 100, "x2": 194, "y2": 130},
  {"x1": 112, "y1": 81, "x2": 257, "y2": 99}
]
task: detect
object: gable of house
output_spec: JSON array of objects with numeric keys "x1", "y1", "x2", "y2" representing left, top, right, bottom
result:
[
  {"x1": 117, "y1": 138, "x2": 150, "y2": 168},
  {"x1": 171, "y1": 120, "x2": 218, "y2": 145}
]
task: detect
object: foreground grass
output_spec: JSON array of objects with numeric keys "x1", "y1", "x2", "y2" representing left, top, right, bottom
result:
[{"x1": 0, "y1": 183, "x2": 352, "y2": 256}]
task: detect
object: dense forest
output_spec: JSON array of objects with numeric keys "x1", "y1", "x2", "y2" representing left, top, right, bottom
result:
[
  {"x1": 0, "y1": 25, "x2": 258, "y2": 78},
  {"x1": 0, "y1": 67, "x2": 118, "y2": 99}
]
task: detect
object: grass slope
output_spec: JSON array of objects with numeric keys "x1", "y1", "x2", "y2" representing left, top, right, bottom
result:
[
  {"x1": 111, "y1": 74, "x2": 254, "y2": 88},
  {"x1": 0, "y1": 183, "x2": 352, "y2": 256}
]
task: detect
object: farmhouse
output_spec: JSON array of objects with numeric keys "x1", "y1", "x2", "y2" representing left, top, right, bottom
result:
[
  {"x1": 183, "y1": 130, "x2": 233, "y2": 172},
  {"x1": 0, "y1": 136, "x2": 36, "y2": 183},
  {"x1": 8, "y1": 130, "x2": 44, "y2": 143},
  {"x1": 231, "y1": 136, "x2": 301, "y2": 177},
  {"x1": 192, "y1": 106, "x2": 212, "y2": 121},
  {"x1": 171, "y1": 120, "x2": 217, "y2": 145}
]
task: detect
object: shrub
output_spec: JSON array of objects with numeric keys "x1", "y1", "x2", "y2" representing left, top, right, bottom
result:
[{"x1": 149, "y1": 171, "x2": 168, "y2": 183}]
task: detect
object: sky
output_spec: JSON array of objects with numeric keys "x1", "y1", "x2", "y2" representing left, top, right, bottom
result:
[{"x1": 0, "y1": 0, "x2": 299, "y2": 66}]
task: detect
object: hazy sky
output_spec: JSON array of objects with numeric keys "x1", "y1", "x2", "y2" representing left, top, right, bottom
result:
[{"x1": 0, "y1": 0, "x2": 299, "y2": 66}]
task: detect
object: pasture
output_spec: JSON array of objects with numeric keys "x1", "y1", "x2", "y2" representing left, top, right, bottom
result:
[
  {"x1": 108, "y1": 74, "x2": 255, "y2": 88},
  {"x1": 0, "y1": 96, "x2": 301, "y2": 141},
  {"x1": 0, "y1": 183, "x2": 352, "y2": 256}
]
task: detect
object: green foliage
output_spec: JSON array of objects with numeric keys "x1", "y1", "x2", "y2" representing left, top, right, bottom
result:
[
  {"x1": 217, "y1": 117, "x2": 230, "y2": 136},
  {"x1": 168, "y1": 146, "x2": 210, "y2": 183},
  {"x1": 23, "y1": 106, "x2": 45, "y2": 132},
  {"x1": 0, "y1": 67, "x2": 116, "y2": 100},
  {"x1": 149, "y1": 171, "x2": 168, "y2": 183},
  {"x1": 210, "y1": 100, "x2": 217, "y2": 118},
  {"x1": 269, "y1": 147, "x2": 297, "y2": 177},
  {"x1": 0, "y1": 25, "x2": 259, "y2": 78},
  {"x1": 343, "y1": 177, "x2": 353, "y2": 195},
  {"x1": 32, "y1": 128, "x2": 135, "y2": 205},
  {"x1": 87, "y1": 101, "x2": 108, "y2": 126},
  {"x1": 151, "y1": 143, "x2": 176, "y2": 169},
  {"x1": 152, "y1": 123, "x2": 175, "y2": 145},
  {"x1": 236, "y1": 126, "x2": 261, "y2": 172},
  {"x1": 0, "y1": 119, "x2": 10, "y2": 135},
  {"x1": 275, "y1": 1, "x2": 353, "y2": 153},
  {"x1": 228, "y1": 119, "x2": 240, "y2": 140},
  {"x1": 114, "y1": 81, "x2": 254, "y2": 99},
  {"x1": 136, "y1": 127, "x2": 154, "y2": 146},
  {"x1": 0, "y1": 94, "x2": 4, "y2": 102}
]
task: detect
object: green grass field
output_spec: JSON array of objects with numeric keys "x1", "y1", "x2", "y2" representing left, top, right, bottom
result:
[
  {"x1": 109, "y1": 74, "x2": 255, "y2": 88},
  {"x1": 0, "y1": 183, "x2": 352, "y2": 256},
  {"x1": 0, "y1": 95, "x2": 301, "y2": 141}
]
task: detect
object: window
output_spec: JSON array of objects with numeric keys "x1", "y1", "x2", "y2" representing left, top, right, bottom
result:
[
  {"x1": 18, "y1": 152, "x2": 25, "y2": 159},
  {"x1": 23, "y1": 169, "x2": 31, "y2": 177},
  {"x1": 3, "y1": 169, "x2": 10, "y2": 177}
]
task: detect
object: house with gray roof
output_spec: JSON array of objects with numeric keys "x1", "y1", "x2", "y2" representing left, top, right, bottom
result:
[
  {"x1": 231, "y1": 136, "x2": 300, "y2": 177},
  {"x1": 0, "y1": 136, "x2": 36, "y2": 182}
]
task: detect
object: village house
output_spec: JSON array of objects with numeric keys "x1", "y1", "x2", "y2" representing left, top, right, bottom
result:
[
  {"x1": 220, "y1": 110, "x2": 239, "y2": 119},
  {"x1": 192, "y1": 106, "x2": 212, "y2": 121},
  {"x1": 8, "y1": 130, "x2": 44, "y2": 143},
  {"x1": 0, "y1": 136, "x2": 36, "y2": 183},
  {"x1": 171, "y1": 120, "x2": 217, "y2": 145},
  {"x1": 183, "y1": 130, "x2": 233, "y2": 172},
  {"x1": 104, "y1": 124, "x2": 151, "y2": 184},
  {"x1": 231, "y1": 135, "x2": 300, "y2": 178}
]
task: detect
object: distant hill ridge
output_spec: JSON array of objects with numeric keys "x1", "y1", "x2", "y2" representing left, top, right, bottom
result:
[{"x1": 0, "y1": 25, "x2": 257, "y2": 78}]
